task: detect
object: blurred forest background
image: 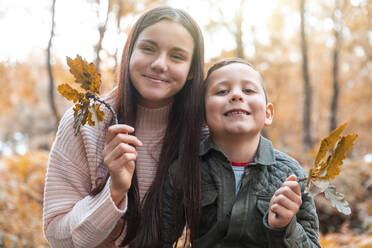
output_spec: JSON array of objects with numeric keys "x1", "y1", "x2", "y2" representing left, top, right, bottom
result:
[{"x1": 0, "y1": 0, "x2": 371, "y2": 247}]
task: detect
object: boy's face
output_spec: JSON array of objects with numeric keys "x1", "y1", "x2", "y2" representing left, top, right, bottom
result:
[{"x1": 205, "y1": 63, "x2": 273, "y2": 138}]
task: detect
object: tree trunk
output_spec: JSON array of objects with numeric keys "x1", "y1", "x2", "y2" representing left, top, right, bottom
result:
[
  {"x1": 47, "y1": 0, "x2": 59, "y2": 129},
  {"x1": 94, "y1": 0, "x2": 111, "y2": 74},
  {"x1": 234, "y1": 0, "x2": 245, "y2": 58},
  {"x1": 330, "y1": 0, "x2": 345, "y2": 132},
  {"x1": 300, "y1": 0, "x2": 312, "y2": 150},
  {"x1": 113, "y1": 0, "x2": 123, "y2": 75}
]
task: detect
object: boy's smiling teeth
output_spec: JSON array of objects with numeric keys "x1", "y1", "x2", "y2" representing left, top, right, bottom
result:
[{"x1": 224, "y1": 110, "x2": 250, "y2": 116}]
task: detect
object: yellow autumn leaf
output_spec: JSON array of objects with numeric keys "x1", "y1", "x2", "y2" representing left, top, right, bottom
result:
[
  {"x1": 94, "y1": 104, "x2": 105, "y2": 121},
  {"x1": 66, "y1": 55, "x2": 101, "y2": 94},
  {"x1": 314, "y1": 123, "x2": 347, "y2": 166},
  {"x1": 326, "y1": 134, "x2": 358, "y2": 180},
  {"x1": 73, "y1": 103, "x2": 82, "y2": 118},
  {"x1": 310, "y1": 123, "x2": 357, "y2": 181},
  {"x1": 88, "y1": 111, "x2": 95, "y2": 126},
  {"x1": 57, "y1": 83, "x2": 84, "y2": 103}
]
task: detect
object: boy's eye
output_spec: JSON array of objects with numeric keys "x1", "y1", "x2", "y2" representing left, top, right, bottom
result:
[
  {"x1": 244, "y1": 88, "x2": 255, "y2": 94},
  {"x1": 216, "y1": 89, "x2": 228, "y2": 95}
]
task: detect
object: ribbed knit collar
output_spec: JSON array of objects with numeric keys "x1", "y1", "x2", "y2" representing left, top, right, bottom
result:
[{"x1": 136, "y1": 103, "x2": 171, "y2": 130}]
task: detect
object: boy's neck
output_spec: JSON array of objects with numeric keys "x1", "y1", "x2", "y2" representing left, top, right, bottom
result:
[{"x1": 212, "y1": 133, "x2": 261, "y2": 162}]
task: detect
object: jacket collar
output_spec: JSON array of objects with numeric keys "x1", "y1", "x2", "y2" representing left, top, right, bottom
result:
[{"x1": 200, "y1": 135, "x2": 276, "y2": 166}]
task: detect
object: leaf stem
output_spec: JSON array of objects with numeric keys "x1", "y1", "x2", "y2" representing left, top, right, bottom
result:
[
  {"x1": 297, "y1": 177, "x2": 307, "y2": 182},
  {"x1": 85, "y1": 92, "x2": 118, "y2": 125}
]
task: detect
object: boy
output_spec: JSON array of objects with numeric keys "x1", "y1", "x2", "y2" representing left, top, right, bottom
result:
[{"x1": 161, "y1": 58, "x2": 321, "y2": 247}]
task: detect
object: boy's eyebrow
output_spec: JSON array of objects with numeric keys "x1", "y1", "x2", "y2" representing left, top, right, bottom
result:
[
  {"x1": 210, "y1": 79, "x2": 259, "y2": 86},
  {"x1": 241, "y1": 79, "x2": 261, "y2": 86},
  {"x1": 138, "y1": 39, "x2": 191, "y2": 54}
]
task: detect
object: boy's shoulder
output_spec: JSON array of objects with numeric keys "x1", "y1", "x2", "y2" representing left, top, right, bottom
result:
[{"x1": 272, "y1": 148, "x2": 306, "y2": 178}]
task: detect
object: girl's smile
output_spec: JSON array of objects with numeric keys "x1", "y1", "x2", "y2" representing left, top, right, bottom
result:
[{"x1": 129, "y1": 20, "x2": 194, "y2": 108}]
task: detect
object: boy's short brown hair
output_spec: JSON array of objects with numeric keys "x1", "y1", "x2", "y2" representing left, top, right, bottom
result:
[{"x1": 205, "y1": 57, "x2": 267, "y2": 103}]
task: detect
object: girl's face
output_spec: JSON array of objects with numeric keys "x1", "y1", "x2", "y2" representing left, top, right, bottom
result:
[
  {"x1": 205, "y1": 63, "x2": 273, "y2": 139},
  {"x1": 129, "y1": 20, "x2": 194, "y2": 108}
]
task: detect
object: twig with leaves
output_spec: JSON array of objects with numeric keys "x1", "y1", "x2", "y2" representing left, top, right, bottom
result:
[
  {"x1": 298, "y1": 123, "x2": 357, "y2": 215},
  {"x1": 57, "y1": 55, "x2": 117, "y2": 135}
]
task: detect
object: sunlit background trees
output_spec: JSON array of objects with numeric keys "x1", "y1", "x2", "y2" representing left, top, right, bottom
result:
[{"x1": 0, "y1": 0, "x2": 371, "y2": 247}]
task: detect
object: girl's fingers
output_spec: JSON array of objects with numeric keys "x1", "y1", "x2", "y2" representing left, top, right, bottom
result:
[
  {"x1": 105, "y1": 124, "x2": 135, "y2": 144},
  {"x1": 104, "y1": 143, "x2": 137, "y2": 167},
  {"x1": 110, "y1": 152, "x2": 137, "y2": 171},
  {"x1": 103, "y1": 133, "x2": 143, "y2": 157}
]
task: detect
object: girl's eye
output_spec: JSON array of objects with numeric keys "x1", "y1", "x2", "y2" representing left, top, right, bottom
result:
[
  {"x1": 170, "y1": 54, "x2": 185, "y2": 61},
  {"x1": 141, "y1": 46, "x2": 154, "y2": 52}
]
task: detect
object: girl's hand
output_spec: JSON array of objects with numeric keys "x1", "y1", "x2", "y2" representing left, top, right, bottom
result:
[
  {"x1": 102, "y1": 124, "x2": 143, "y2": 206},
  {"x1": 268, "y1": 175, "x2": 302, "y2": 229}
]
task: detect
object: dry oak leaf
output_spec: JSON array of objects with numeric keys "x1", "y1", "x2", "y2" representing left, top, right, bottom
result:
[
  {"x1": 309, "y1": 123, "x2": 358, "y2": 181},
  {"x1": 57, "y1": 84, "x2": 84, "y2": 103},
  {"x1": 67, "y1": 55, "x2": 101, "y2": 94}
]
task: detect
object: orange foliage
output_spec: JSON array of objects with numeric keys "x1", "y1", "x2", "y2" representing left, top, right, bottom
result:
[{"x1": 0, "y1": 152, "x2": 48, "y2": 247}]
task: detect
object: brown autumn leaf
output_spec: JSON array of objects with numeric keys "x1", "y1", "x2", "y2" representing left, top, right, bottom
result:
[
  {"x1": 314, "y1": 123, "x2": 347, "y2": 169},
  {"x1": 309, "y1": 123, "x2": 357, "y2": 181},
  {"x1": 326, "y1": 134, "x2": 358, "y2": 180},
  {"x1": 304, "y1": 123, "x2": 357, "y2": 215},
  {"x1": 57, "y1": 84, "x2": 84, "y2": 103},
  {"x1": 56, "y1": 55, "x2": 120, "y2": 135},
  {"x1": 66, "y1": 55, "x2": 101, "y2": 94}
]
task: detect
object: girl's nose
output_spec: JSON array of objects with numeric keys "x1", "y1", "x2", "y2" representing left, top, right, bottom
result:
[{"x1": 151, "y1": 53, "x2": 167, "y2": 72}]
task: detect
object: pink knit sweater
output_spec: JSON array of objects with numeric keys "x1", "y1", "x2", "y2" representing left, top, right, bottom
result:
[{"x1": 43, "y1": 88, "x2": 170, "y2": 247}]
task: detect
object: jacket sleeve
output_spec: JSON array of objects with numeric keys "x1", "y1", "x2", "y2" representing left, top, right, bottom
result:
[
  {"x1": 263, "y1": 167, "x2": 321, "y2": 248},
  {"x1": 282, "y1": 191, "x2": 321, "y2": 248},
  {"x1": 161, "y1": 162, "x2": 186, "y2": 248},
  {"x1": 42, "y1": 109, "x2": 127, "y2": 248}
]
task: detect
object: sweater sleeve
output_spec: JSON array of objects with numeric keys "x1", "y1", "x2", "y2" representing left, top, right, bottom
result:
[{"x1": 42, "y1": 109, "x2": 127, "y2": 248}]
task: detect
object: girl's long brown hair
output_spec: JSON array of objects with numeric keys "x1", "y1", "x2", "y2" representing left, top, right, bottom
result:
[{"x1": 91, "y1": 6, "x2": 204, "y2": 247}]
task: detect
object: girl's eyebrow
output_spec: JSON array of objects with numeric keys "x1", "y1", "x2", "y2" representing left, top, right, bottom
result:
[
  {"x1": 138, "y1": 39, "x2": 157, "y2": 46},
  {"x1": 139, "y1": 39, "x2": 190, "y2": 55}
]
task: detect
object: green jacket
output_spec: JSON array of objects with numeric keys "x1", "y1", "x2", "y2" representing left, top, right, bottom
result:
[{"x1": 161, "y1": 136, "x2": 321, "y2": 248}]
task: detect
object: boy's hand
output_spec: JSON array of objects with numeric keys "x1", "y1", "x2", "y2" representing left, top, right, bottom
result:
[{"x1": 268, "y1": 175, "x2": 302, "y2": 229}]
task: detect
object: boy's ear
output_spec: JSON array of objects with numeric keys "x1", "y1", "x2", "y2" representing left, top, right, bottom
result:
[{"x1": 264, "y1": 102, "x2": 274, "y2": 126}]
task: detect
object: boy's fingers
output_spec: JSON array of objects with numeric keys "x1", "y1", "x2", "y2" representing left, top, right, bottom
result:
[
  {"x1": 283, "y1": 175, "x2": 301, "y2": 195},
  {"x1": 275, "y1": 186, "x2": 302, "y2": 205},
  {"x1": 285, "y1": 174, "x2": 297, "y2": 182},
  {"x1": 273, "y1": 193, "x2": 301, "y2": 211}
]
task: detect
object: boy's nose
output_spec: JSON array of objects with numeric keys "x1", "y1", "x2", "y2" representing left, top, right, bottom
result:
[
  {"x1": 230, "y1": 92, "x2": 244, "y2": 102},
  {"x1": 151, "y1": 53, "x2": 167, "y2": 72}
]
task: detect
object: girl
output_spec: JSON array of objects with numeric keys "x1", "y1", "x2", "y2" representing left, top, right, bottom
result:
[{"x1": 43, "y1": 6, "x2": 204, "y2": 248}]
